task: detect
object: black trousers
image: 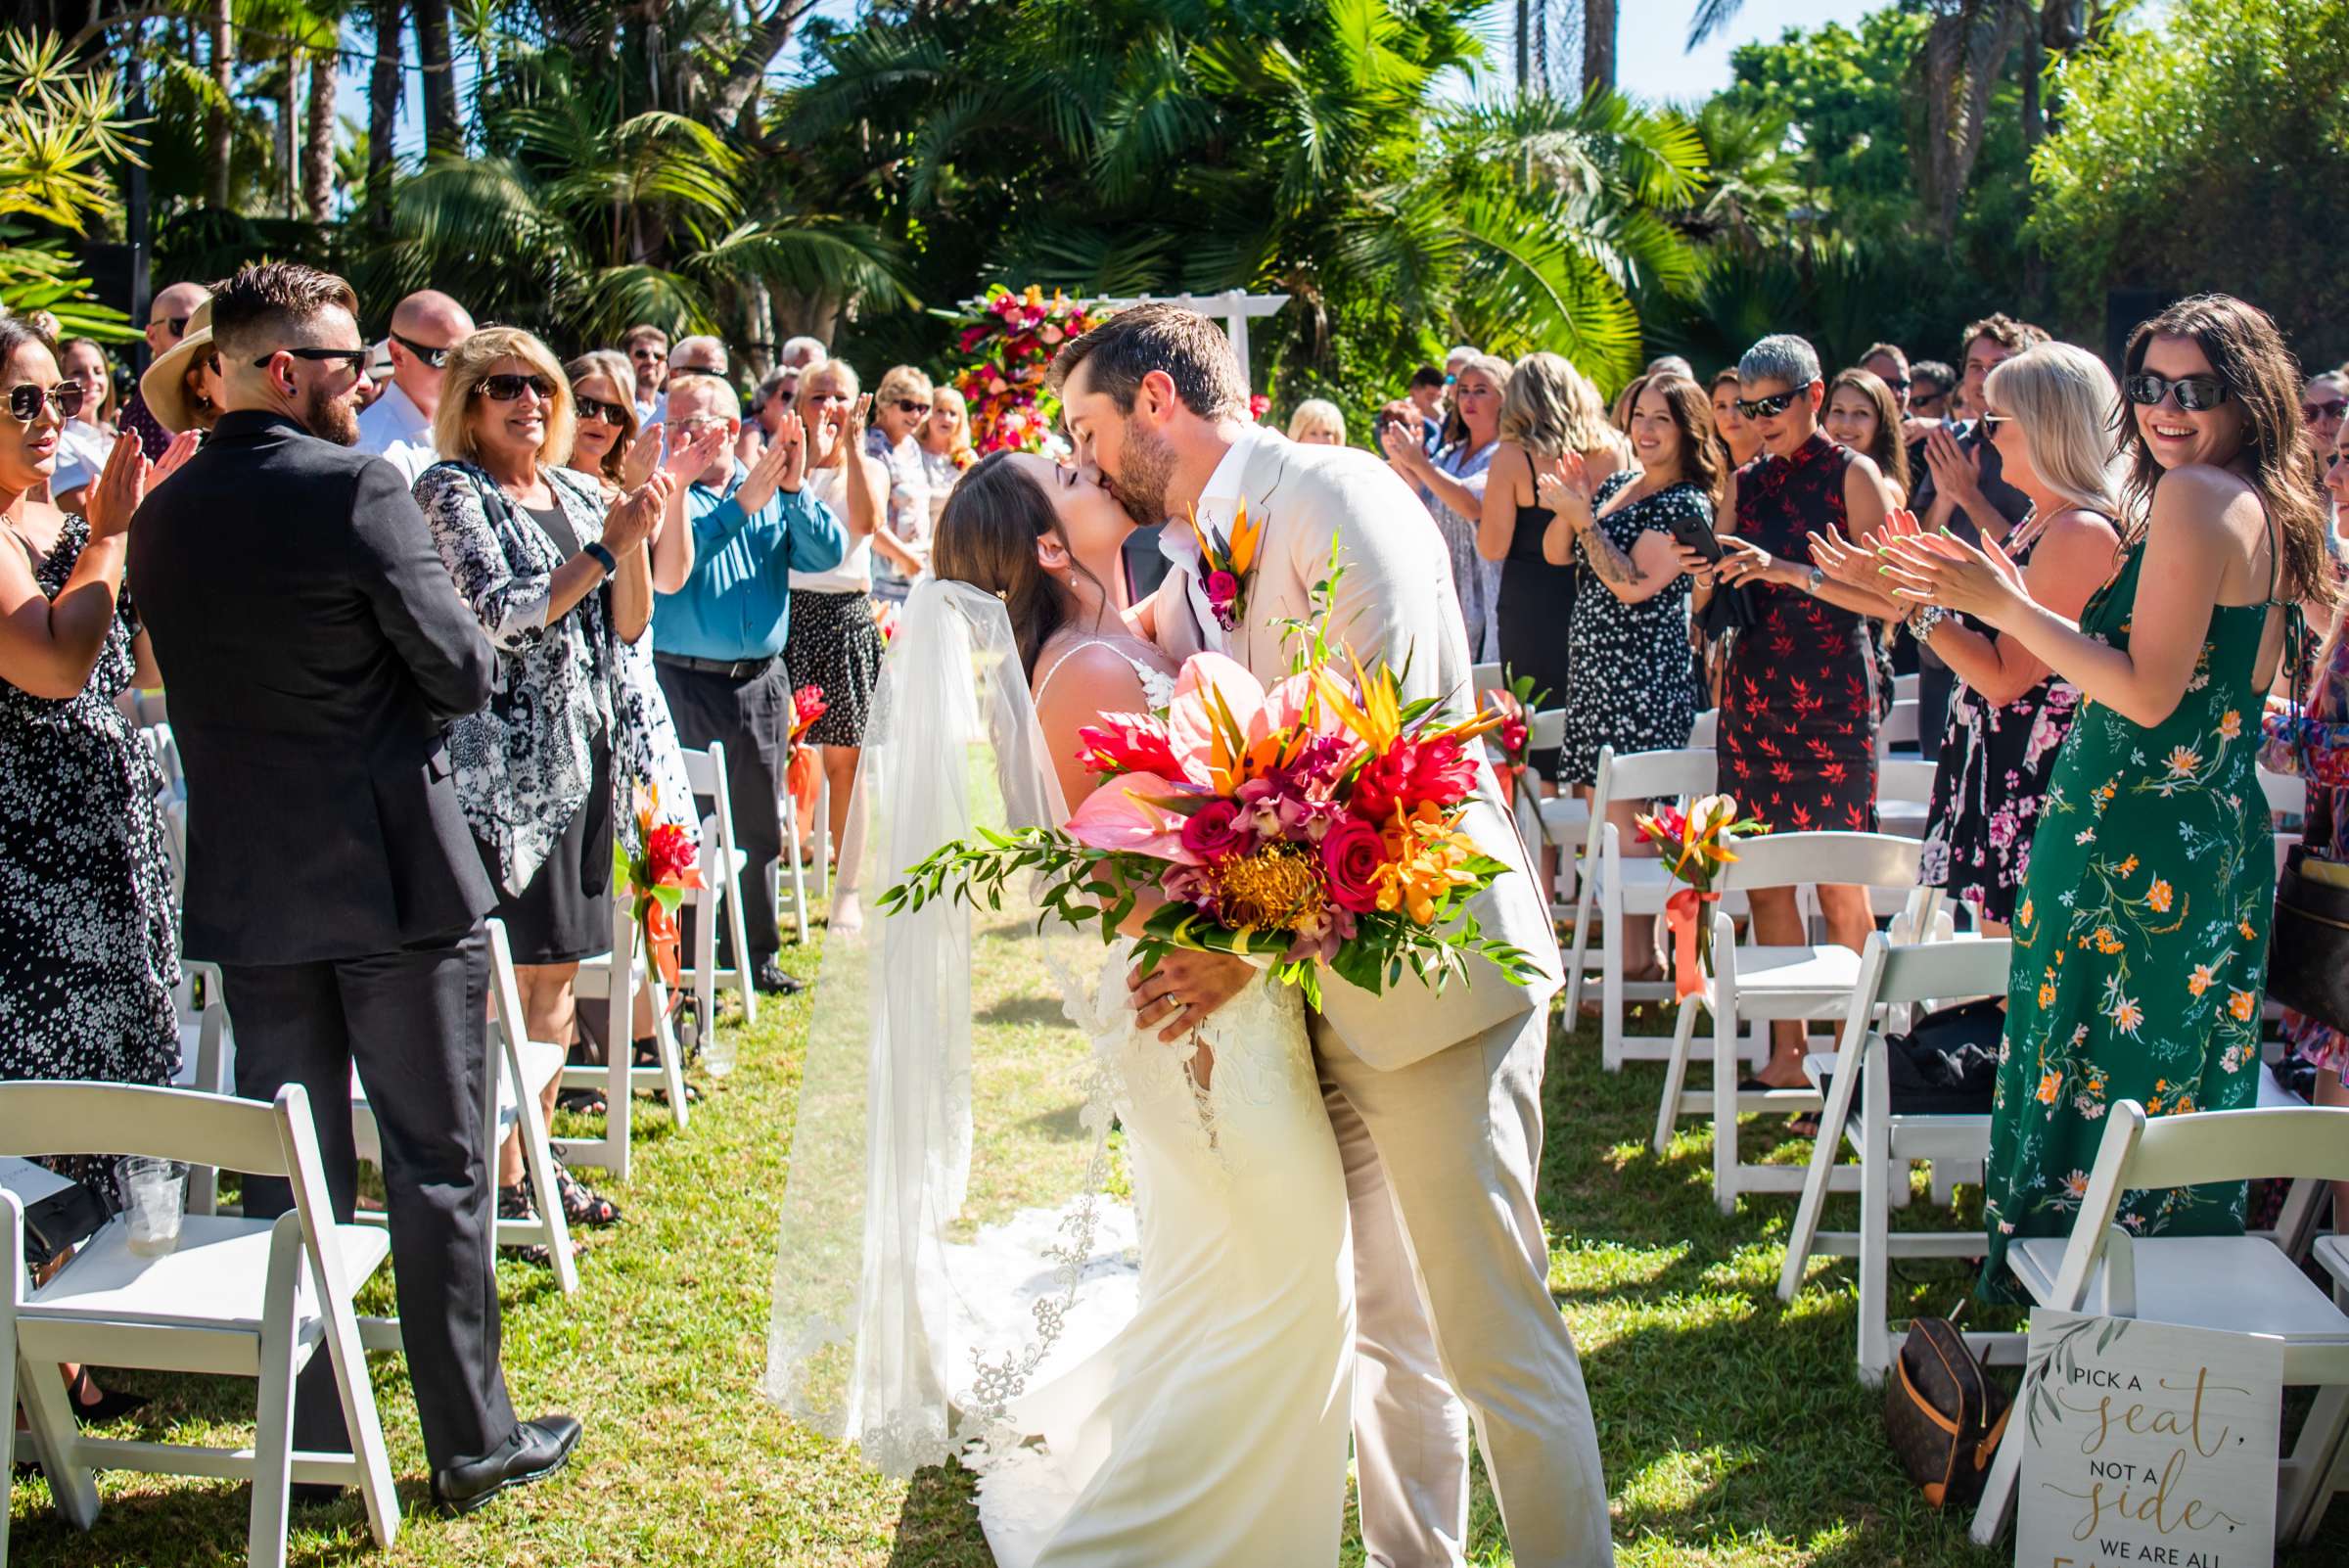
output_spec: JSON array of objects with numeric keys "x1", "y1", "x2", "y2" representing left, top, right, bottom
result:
[
  {"x1": 655, "y1": 656, "x2": 789, "y2": 970},
  {"x1": 220, "y1": 922, "x2": 517, "y2": 1472}
]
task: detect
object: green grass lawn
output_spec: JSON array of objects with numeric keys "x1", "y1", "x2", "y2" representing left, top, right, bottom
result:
[{"x1": 11, "y1": 910, "x2": 2344, "y2": 1566}]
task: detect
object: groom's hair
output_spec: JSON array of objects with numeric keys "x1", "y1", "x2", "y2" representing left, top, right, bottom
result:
[{"x1": 1049, "y1": 303, "x2": 1248, "y2": 420}]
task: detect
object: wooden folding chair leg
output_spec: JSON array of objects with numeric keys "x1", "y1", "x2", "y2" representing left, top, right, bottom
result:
[
  {"x1": 653, "y1": 984, "x2": 689, "y2": 1130},
  {"x1": 1712, "y1": 1001, "x2": 1742, "y2": 1216},
  {"x1": 2282, "y1": 1382, "x2": 2349, "y2": 1542},
  {"x1": 249, "y1": 1223, "x2": 304, "y2": 1568},
  {"x1": 1858, "y1": 1044, "x2": 1895, "y2": 1385},
  {"x1": 1652, "y1": 999, "x2": 1701, "y2": 1155},
  {"x1": 17, "y1": 1332, "x2": 99, "y2": 1529},
  {"x1": 1563, "y1": 870, "x2": 1596, "y2": 1020},
  {"x1": 0, "y1": 1281, "x2": 18, "y2": 1561},
  {"x1": 2294, "y1": 1386, "x2": 2349, "y2": 1544},
  {"x1": 511, "y1": 1050, "x2": 578, "y2": 1296},
  {"x1": 1970, "y1": 1377, "x2": 2028, "y2": 1545}
]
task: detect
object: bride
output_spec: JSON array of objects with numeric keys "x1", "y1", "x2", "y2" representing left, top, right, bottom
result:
[{"x1": 764, "y1": 449, "x2": 1355, "y2": 1565}]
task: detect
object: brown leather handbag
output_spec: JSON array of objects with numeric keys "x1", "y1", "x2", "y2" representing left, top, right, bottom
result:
[{"x1": 1883, "y1": 1317, "x2": 2012, "y2": 1508}]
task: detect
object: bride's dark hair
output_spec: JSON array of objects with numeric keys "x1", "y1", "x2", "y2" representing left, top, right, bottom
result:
[{"x1": 934, "y1": 451, "x2": 1113, "y2": 678}]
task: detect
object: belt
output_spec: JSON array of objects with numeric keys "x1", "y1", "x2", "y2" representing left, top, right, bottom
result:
[{"x1": 655, "y1": 651, "x2": 778, "y2": 680}]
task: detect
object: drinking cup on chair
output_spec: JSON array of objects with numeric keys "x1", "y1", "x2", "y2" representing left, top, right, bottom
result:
[{"x1": 117, "y1": 1156, "x2": 188, "y2": 1257}]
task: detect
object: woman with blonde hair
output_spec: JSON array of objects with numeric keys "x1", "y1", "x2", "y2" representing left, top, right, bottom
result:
[
  {"x1": 866, "y1": 363, "x2": 935, "y2": 597},
  {"x1": 1285, "y1": 398, "x2": 1346, "y2": 446},
  {"x1": 417, "y1": 326, "x2": 678, "y2": 1252},
  {"x1": 1382, "y1": 351, "x2": 1511, "y2": 659},
  {"x1": 918, "y1": 384, "x2": 975, "y2": 530},
  {"x1": 1482, "y1": 350, "x2": 1624, "y2": 779}
]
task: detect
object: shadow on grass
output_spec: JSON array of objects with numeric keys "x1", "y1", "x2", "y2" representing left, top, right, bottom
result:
[{"x1": 888, "y1": 1461, "x2": 990, "y2": 1567}]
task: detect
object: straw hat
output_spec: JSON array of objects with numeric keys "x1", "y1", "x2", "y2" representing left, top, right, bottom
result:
[{"x1": 138, "y1": 297, "x2": 217, "y2": 434}]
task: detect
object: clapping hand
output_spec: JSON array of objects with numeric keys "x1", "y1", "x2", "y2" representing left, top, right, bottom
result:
[
  {"x1": 1535, "y1": 450, "x2": 1596, "y2": 529},
  {"x1": 736, "y1": 419, "x2": 806, "y2": 515},
  {"x1": 662, "y1": 421, "x2": 732, "y2": 487},
  {"x1": 1804, "y1": 521, "x2": 1876, "y2": 589},
  {"x1": 601, "y1": 471, "x2": 676, "y2": 557},
  {"x1": 621, "y1": 423, "x2": 665, "y2": 491},
  {"x1": 1878, "y1": 526, "x2": 2028, "y2": 624},
  {"x1": 83, "y1": 431, "x2": 154, "y2": 542},
  {"x1": 1921, "y1": 425, "x2": 1985, "y2": 512},
  {"x1": 152, "y1": 429, "x2": 202, "y2": 485},
  {"x1": 810, "y1": 392, "x2": 873, "y2": 473},
  {"x1": 1378, "y1": 418, "x2": 1428, "y2": 474}
]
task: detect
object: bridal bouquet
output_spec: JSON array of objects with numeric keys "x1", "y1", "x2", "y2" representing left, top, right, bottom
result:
[
  {"x1": 1636, "y1": 795, "x2": 1770, "y2": 999},
  {"x1": 886, "y1": 649, "x2": 1543, "y2": 1005},
  {"x1": 614, "y1": 785, "x2": 704, "y2": 989},
  {"x1": 1481, "y1": 667, "x2": 1547, "y2": 811}
]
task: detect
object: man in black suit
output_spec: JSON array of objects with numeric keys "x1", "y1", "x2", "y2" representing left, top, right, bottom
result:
[{"x1": 128, "y1": 261, "x2": 580, "y2": 1514}]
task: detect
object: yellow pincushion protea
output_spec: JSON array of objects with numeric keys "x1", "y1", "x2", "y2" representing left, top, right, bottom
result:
[{"x1": 1210, "y1": 841, "x2": 1327, "y2": 933}]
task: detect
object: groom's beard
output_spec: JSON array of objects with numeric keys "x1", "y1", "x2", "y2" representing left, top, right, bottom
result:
[{"x1": 1109, "y1": 422, "x2": 1177, "y2": 528}]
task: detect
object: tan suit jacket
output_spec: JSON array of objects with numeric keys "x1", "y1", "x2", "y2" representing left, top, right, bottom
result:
[{"x1": 1154, "y1": 430, "x2": 1561, "y2": 1068}]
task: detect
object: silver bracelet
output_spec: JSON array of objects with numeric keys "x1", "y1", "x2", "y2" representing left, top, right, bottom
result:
[{"x1": 1911, "y1": 604, "x2": 1947, "y2": 641}]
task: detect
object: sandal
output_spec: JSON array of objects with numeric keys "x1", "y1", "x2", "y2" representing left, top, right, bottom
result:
[
  {"x1": 552, "y1": 1160, "x2": 622, "y2": 1228},
  {"x1": 496, "y1": 1184, "x2": 553, "y2": 1268},
  {"x1": 68, "y1": 1367, "x2": 148, "y2": 1422},
  {"x1": 555, "y1": 1087, "x2": 608, "y2": 1117},
  {"x1": 632, "y1": 1038, "x2": 702, "y2": 1105}
]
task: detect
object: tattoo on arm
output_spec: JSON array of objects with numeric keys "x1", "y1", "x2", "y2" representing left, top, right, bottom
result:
[{"x1": 1583, "y1": 526, "x2": 1646, "y2": 588}]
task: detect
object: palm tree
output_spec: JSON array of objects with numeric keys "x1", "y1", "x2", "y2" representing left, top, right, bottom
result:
[{"x1": 0, "y1": 26, "x2": 140, "y2": 340}]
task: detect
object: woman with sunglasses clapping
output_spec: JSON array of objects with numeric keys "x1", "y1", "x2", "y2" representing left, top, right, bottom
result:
[
  {"x1": 864, "y1": 363, "x2": 936, "y2": 603},
  {"x1": 0, "y1": 313, "x2": 186, "y2": 1419},
  {"x1": 1882, "y1": 295, "x2": 2341, "y2": 1300},
  {"x1": 416, "y1": 328, "x2": 681, "y2": 1254}
]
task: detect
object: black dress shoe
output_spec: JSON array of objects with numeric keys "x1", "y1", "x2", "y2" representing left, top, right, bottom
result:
[
  {"x1": 431, "y1": 1414, "x2": 581, "y2": 1516},
  {"x1": 753, "y1": 958, "x2": 804, "y2": 995}
]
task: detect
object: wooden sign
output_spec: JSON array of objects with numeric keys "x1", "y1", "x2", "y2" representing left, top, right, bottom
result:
[{"x1": 2015, "y1": 1310, "x2": 2282, "y2": 1568}]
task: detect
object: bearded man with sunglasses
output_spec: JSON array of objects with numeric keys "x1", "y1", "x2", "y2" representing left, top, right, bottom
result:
[
  {"x1": 356, "y1": 287, "x2": 476, "y2": 484},
  {"x1": 129, "y1": 261, "x2": 583, "y2": 1516}
]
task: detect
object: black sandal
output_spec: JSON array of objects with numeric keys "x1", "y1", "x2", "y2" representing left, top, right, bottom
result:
[
  {"x1": 552, "y1": 1161, "x2": 622, "y2": 1228},
  {"x1": 632, "y1": 1038, "x2": 702, "y2": 1105},
  {"x1": 555, "y1": 1087, "x2": 609, "y2": 1117},
  {"x1": 497, "y1": 1184, "x2": 553, "y2": 1268}
]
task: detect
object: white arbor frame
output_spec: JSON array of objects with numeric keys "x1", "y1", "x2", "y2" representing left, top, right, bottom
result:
[{"x1": 957, "y1": 290, "x2": 1292, "y2": 392}]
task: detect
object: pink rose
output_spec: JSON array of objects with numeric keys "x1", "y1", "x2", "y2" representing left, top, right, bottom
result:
[
  {"x1": 1179, "y1": 798, "x2": 1250, "y2": 861},
  {"x1": 1206, "y1": 570, "x2": 1239, "y2": 603},
  {"x1": 1320, "y1": 813, "x2": 1385, "y2": 913}
]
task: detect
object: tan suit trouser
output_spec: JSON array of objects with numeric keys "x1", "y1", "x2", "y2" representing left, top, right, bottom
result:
[{"x1": 1315, "y1": 1002, "x2": 1614, "y2": 1568}]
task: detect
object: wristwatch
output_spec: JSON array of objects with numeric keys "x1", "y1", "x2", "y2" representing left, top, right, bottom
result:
[
  {"x1": 1806, "y1": 565, "x2": 1826, "y2": 595},
  {"x1": 582, "y1": 540, "x2": 618, "y2": 576}
]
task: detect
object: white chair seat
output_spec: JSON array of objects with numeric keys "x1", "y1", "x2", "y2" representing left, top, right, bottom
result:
[
  {"x1": 2316, "y1": 1234, "x2": 2347, "y2": 1292},
  {"x1": 2009, "y1": 1234, "x2": 2349, "y2": 1344},
  {"x1": 1537, "y1": 795, "x2": 1590, "y2": 835},
  {"x1": 1876, "y1": 801, "x2": 1930, "y2": 839},
  {"x1": 1722, "y1": 944, "x2": 1865, "y2": 1008},
  {"x1": 32, "y1": 1215, "x2": 392, "y2": 1336}
]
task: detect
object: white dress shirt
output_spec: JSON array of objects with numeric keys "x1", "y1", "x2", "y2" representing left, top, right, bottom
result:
[
  {"x1": 354, "y1": 381, "x2": 438, "y2": 485},
  {"x1": 1156, "y1": 424, "x2": 1264, "y2": 652}
]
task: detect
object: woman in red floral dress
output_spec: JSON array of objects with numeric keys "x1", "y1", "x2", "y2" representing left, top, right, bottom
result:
[{"x1": 1680, "y1": 335, "x2": 1899, "y2": 1088}]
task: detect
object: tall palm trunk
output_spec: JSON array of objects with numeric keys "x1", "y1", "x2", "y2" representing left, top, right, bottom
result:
[
  {"x1": 1919, "y1": 0, "x2": 2028, "y2": 240},
  {"x1": 304, "y1": 44, "x2": 339, "y2": 226},
  {"x1": 1583, "y1": 0, "x2": 1617, "y2": 92},
  {"x1": 368, "y1": 0, "x2": 403, "y2": 227},
  {"x1": 206, "y1": 0, "x2": 232, "y2": 208},
  {"x1": 415, "y1": 0, "x2": 461, "y2": 154},
  {"x1": 279, "y1": 61, "x2": 299, "y2": 218}
]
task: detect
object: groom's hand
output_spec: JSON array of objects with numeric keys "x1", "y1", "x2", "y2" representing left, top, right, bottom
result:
[{"x1": 1129, "y1": 949, "x2": 1254, "y2": 1043}]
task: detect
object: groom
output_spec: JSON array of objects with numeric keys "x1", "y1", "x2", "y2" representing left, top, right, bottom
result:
[{"x1": 1051, "y1": 306, "x2": 1613, "y2": 1566}]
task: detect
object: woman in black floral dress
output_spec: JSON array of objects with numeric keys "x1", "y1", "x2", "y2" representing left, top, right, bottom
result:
[
  {"x1": 0, "y1": 317, "x2": 179, "y2": 1418},
  {"x1": 1681, "y1": 336, "x2": 1897, "y2": 1087}
]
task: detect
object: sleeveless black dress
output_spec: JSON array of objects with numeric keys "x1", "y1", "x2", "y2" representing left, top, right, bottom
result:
[
  {"x1": 1497, "y1": 494, "x2": 1575, "y2": 778},
  {"x1": 1717, "y1": 433, "x2": 1880, "y2": 830}
]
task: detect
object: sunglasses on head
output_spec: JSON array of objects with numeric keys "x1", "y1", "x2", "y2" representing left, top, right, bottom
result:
[
  {"x1": 575, "y1": 394, "x2": 629, "y2": 426},
  {"x1": 1733, "y1": 390, "x2": 1801, "y2": 420},
  {"x1": 7, "y1": 381, "x2": 86, "y2": 422},
  {"x1": 2305, "y1": 398, "x2": 2347, "y2": 423},
  {"x1": 2124, "y1": 372, "x2": 2230, "y2": 413},
  {"x1": 390, "y1": 331, "x2": 456, "y2": 370},
  {"x1": 476, "y1": 372, "x2": 555, "y2": 402}
]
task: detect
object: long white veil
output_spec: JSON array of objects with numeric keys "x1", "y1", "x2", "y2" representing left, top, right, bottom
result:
[{"x1": 763, "y1": 576, "x2": 1128, "y2": 1478}]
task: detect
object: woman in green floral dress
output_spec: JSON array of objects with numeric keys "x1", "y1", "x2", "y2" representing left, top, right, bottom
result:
[{"x1": 1881, "y1": 295, "x2": 2337, "y2": 1299}]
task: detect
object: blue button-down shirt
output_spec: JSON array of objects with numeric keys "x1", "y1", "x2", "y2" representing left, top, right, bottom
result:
[{"x1": 654, "y1": 462, "x2": 850, "y2": 662}]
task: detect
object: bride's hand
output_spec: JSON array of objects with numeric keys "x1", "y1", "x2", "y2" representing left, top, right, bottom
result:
[{"x1": 1128, "y1": 948, "x2": 1254, "y2": 1044}]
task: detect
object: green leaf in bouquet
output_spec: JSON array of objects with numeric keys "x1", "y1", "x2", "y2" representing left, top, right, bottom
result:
[{"x1": 652, "y1": 885, "x2": 685, "y2": 913}]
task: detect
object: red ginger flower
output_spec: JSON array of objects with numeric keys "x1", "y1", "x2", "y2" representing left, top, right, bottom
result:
[{"x1": 1351, "y1": 735, "x2": 1478, "y2": 824}]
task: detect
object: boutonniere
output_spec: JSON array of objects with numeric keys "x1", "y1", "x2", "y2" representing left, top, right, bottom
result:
[{"x1": 1187, "y1": 500, "x2": 1266, "y2": 633}]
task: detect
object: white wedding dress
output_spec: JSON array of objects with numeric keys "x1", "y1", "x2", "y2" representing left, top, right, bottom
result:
[{"x1": 970, "y1": 642, "x2": 1355, "y2": 1567}]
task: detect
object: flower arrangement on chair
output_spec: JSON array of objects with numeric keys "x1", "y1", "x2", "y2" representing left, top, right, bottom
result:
[
  {"x1": 1481, "y1": 667, "x2": 1547, "y2": 813},
  {"x1": 1636, "y1": 795, "x2": 1771, "y2": 999},
  {"x1": 786, "y1": 684, "x2": 828, "y2": 820},
  {"x1": 614, "y1": 786, "x2": 704, "y2": 989},
  {"x1": 950, "y1": 286, "x2": 1105, "y2": 455}
]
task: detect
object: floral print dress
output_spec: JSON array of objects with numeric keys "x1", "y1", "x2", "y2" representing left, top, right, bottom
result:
[
  {"x1": 1918, "y1": 523, "x2": 2087, "y2": 924},
  {"x1": 1558, "y1": 471, "x2": 1699, "y2": 785},
  {"x1": 1979, "y1": 535, "x2": 2280, "y2": 1298}
]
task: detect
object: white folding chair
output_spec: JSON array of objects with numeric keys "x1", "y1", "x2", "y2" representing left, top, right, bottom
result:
[
  {"x1": 1560, "y1": 745, "x2": 1743, "y2": 1072},
  {"x1": 1650, "y1": 830, "x2": 1938, "y2": 1213},
  {"x1": 2261, "y1": 762, "x2": 2308, "y2": 823},
  {"x1": 1514, "y1": 708, "x2": 1587, "y2": 909},
  {"x1": 1874, "y1": 697, "x2": 1922, "y2": 760},
  {"x1": 1777, "y1": 934, "x2": 2018, "y2": 1383},
  {"x1": 347, "y1": 921, "x2": 576, "y2": 1294},
  {"x1": 1686, "y1": 708, "x2": 1717, "y2": 747},
  {"x1": 1874, "y1": 758, "x2": 1936, "y2": 842},
  {"x1": 679, "y1": 743, "x2": 758, "y2": 1028},
  {"x1": 1468, "y1": 660, "x2": 1502, "y2": 697},
  {"x1": 1969, "y1": 1100, "x2": 2349, "y2": 1547},
  {"x1": 557, "y1": 899, "x2": 687, "y2": 1181},
  {"x1": 1892, "y1": 671, "x2": 1918, "y2": 705},
  {"x1": 1, "y1": 1084, "x2": 399, "y2": 1566}
]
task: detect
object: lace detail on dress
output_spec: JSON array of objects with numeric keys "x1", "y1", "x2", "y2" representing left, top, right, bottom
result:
[{"x1": 1034, "y1": 637, "x2": 1177, "y2": 715}]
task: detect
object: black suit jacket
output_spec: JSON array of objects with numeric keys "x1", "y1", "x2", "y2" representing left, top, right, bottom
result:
[{"x1": 129, "y1": 410, "x2": 497, "y2": 964}]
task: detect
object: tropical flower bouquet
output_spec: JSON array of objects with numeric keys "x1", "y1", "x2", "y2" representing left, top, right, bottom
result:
[
  {"x1": 885, "y1": 650, "x2": 1543, "y2": 1006},
  {"x1": 786, "y1": 683, "x2": 828, "y2": 819},
  {"x1": 614, "y1": 785, "x2": 704, "y2": 989},
  {"x1": 950, "y1": 285, "x2": 1105, "y2": 455},
  {"x1": 1636, "y1": 795, "x2": 1770, "y2": 999},
  {"x1": 1481, "y1": 667, "x2": 1547, "y2": 811}
]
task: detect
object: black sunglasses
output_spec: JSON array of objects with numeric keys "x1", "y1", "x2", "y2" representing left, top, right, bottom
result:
[
  {"x1": 7, "y1": 381, "x2": 86, "y2": 422},
  {"x1": 151, "y1": 315, "x2": 190, "y2": 340},
  {"x1": 477, "y1": 372, "x2": 556, "y2": 402},
  {"x1": 2304, "y1": 399, "x2": 2347, "y2": 424},
  {"x1": 2125, "y1": 373, "x2": 2230, "y2": 413},
  {"x1": 391, "y1": 331, "x2": 456, "y2": 370},
  {"x1": 253, "y1": 346, "x2": 370, "y2": 373},
  {"x1": 1734, "y1": 390, "x2": 1801, "y2": 420},
  {"x1": 892, "y1": 398, "x2": 926, "y2": 416},
  {"x1": 575, "y1": 394, "x2": 629, "y2": 425},
  {"x1": 1975, "y1": 410, "x2": 2009, "y2": 438}
]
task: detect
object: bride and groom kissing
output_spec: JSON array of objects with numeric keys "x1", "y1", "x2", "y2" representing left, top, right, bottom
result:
[{"x1": 771, "y1": 305, "x2": 1613, "y2": 1567}]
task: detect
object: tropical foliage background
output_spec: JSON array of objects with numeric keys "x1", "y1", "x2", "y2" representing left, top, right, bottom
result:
[{"x1": 21, "y1": 0, "x2": 2349, "y2": 416}]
